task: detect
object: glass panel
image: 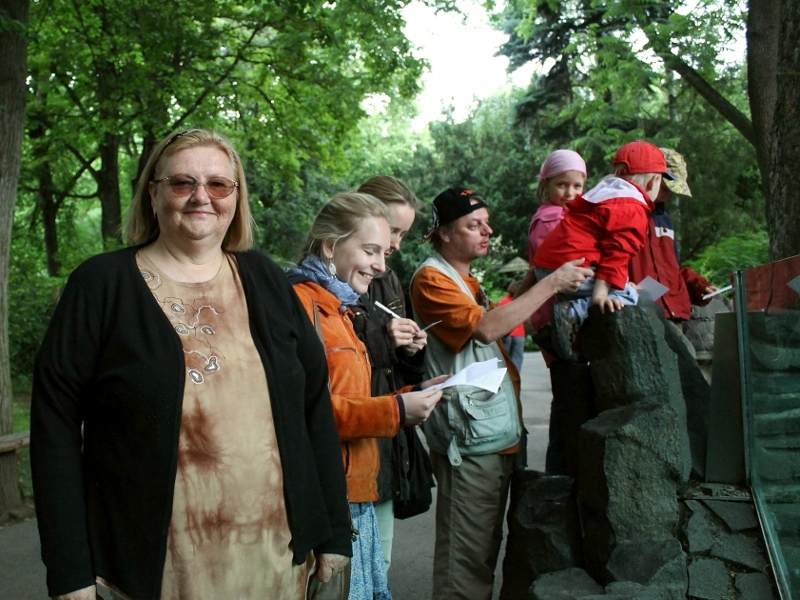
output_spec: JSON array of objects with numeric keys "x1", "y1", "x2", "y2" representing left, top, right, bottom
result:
[{"x1": 736, "y1": 255, "x2": 800, "y2": 598}]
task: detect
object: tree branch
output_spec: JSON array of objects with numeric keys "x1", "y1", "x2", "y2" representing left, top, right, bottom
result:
[
  {"x1": 169, "y1": 25, "x2": 266, "y2": 132},
  {"x1": 64, "y1": 143, "x2": 99, "y2": 180},
  {"x1": 660, "y1": 52, "x2": 756, "y2": 147}
]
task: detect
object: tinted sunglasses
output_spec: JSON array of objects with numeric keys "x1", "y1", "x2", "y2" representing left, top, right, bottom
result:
[{"x1": 153, "y1": 174, "x2": 238, "y2": 199}]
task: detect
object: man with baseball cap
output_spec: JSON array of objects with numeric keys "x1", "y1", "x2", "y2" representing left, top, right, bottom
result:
[{"x1": 409, "y1": 187, "x2": 591, "y2": 600}]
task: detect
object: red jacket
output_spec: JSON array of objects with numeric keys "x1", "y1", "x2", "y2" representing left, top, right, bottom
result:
[
  {"x1": 534, "y1": 177, "x2": 654, "y2": 290},
  {"x1": 293, "y1": 281, "x2": 405, "y2": 503},
  {"x1": 628, "y1": 205, "x2": 712, "y2": 321}
]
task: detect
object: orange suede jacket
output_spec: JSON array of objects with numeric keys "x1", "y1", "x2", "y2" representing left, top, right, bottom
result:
[{"x1": 293, "y1": 281, "x2": 406, "y2": 503}]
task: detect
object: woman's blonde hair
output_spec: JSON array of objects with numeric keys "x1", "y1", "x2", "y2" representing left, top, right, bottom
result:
[
  {"x1": 123, "y1": 129, "x2": 255, "y2": 251},
  {"x1": 301, "y1": 192, "x2": 391, "y2": 260},
  {"x1": 357, "y1": 176, "x2": 419, "y2": 209}
]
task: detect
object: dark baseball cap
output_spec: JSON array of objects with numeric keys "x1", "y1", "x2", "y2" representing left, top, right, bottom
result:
[{"x1": 422, "y1": 187, "x2": 487, "y2": 242}]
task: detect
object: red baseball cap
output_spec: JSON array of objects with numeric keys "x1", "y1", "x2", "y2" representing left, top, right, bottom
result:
[{"x1": 613, "y1": 141, "x2": 676, "y2": 179}]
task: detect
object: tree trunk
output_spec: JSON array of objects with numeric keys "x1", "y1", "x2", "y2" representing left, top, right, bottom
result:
[
  {"x1": 0, "y1": 0, "x2": 30, "y2": 515},
  {"x1": 768, "y1": 0, "x2": 800, "y2": 260},
  {"x1": 747, "y1": 0, "x2": 781, "y2": 210},
  {"x1": 40, "y1": 166, "x2": 62, "y2": 277},
  {"x1": 29, "y1": 122, "x2": 62, "y2": 276},
  {"x1": 98, "y1": 132, "x2": 122, "y2": 246}
]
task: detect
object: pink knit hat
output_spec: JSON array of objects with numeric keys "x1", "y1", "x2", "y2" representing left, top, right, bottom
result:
[{"x1": 539, "y1": 149, "x2": 587, "y2": 180}]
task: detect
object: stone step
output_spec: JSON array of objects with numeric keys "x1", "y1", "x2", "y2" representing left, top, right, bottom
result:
[
  {"x1": 760, "y1": 483, "x2": 800, "y2": 504},
  {"x1": 753, "y1": 446, "x2": 800, "y2": 482},
  {"x1": 755, "y1": 433, "x2": 800, "y2": 450},
  {"x1": 747, "y1": 312, "x2": 800, "y2": 345},
  {"x1": 749, "y1": 342, "x2": 800, "y2": 371},
  {"x1": 751, "y1": 370, "x2": 800, "y2": 396},
  {"x1": 753, "y1": 408, "x2": 800, "y2": 436},
  {"x1": 752, "y1": 390, "x2": 800, "y2": 414}
]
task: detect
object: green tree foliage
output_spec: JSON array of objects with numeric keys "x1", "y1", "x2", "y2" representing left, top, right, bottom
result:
[
  {"x1": 493, "y1": 0, "x2": 800, "y2": 261},
  {"x1": 338, "y1": 90, "x2": 541, "y2": 295},
  {"x1": 23, "y1": 0, "x2": 427, "y2": 254},
  {"x1": 685, "y1": 230, "x2": 769, "y2": 286},
  {"x1": 9, "y1": 0, "x2": 439, "y2": 385},
  {"x1": 488, "y1": 0, "x2": 765, "y2": 264}
]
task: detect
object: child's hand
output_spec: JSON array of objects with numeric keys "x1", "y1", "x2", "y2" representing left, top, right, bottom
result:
[
  {"x1": 591, "y1": 278, "x2": 623, "y2": 314},
  {"x1": 592, "y1": 295, "x2": 624, "y2": 314}
]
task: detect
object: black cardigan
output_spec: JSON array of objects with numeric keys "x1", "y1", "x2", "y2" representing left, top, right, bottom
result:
[{"x1": 30, "y1": 246, "x2": 351, "y2": 599}]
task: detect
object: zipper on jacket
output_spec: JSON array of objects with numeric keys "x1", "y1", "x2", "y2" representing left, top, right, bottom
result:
[{"x1": 326, "y1": 346, "x2": 360, "y2": 360}]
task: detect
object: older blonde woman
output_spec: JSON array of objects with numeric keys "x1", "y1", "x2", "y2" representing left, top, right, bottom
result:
[{"x1": 31, "y1": 129, "x2": 350, "y2": 600}]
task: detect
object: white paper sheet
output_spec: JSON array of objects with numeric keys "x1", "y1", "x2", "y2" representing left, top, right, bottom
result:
[
  {"x1": 426, "y1": 358, "x2": 507, "y2": 394},
  {"x1": 702, "y1": 284, "x2": 733, "y2": 300},
  {"x1": 788, "y1": 275, "x2": 800, "y2": 295},
  {"x1": 637, "y1": 276, "x2": 670, "y2": 301}
]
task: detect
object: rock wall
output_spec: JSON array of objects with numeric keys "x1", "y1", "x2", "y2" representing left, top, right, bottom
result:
[{"x1": 501, "y1": 304, "x2": 778, "y2": 599}]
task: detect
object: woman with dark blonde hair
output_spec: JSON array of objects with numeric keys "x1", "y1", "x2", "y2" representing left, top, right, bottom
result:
[
  {"x1": 349, "y1": 176, "x2": 429, "y2": 574},
  {"x1": 287, "y1": 191, "x2": 445, "y2": 599},
  {"x1": 31, "y1": 129, "x2": 351, "y2": 599}
]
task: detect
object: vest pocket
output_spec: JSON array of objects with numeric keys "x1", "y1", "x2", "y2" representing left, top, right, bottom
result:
[{"x1": 449, "y1": 386, "x2": 511, "y2": 446}]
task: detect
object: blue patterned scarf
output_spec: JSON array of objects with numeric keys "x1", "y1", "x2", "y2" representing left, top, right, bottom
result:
[{"x1": 286, "y1": 254, "x2": 360, "y2": 313}]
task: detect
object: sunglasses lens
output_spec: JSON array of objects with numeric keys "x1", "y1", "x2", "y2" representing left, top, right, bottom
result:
[
  {"x1": 162, "y1": 176, "x2": 235, "y2": 198},
  {"x1": 168, "y1": 177, "x2": 197, "y2": 196},
  {"x1": 206, "y1": 177, "x2": 235, "y2": 198}
]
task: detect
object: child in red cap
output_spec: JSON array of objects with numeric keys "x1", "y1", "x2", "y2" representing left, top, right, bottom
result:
[{"x1": 533, "y1": 140, "x2": 675, "y2": 360}]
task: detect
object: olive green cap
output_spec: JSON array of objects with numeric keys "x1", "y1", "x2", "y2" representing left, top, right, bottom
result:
[{"x1": 660, "y1": 148, "x2": 692, "y2": 197}]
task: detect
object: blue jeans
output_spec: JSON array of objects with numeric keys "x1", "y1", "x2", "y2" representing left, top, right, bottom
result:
[
  {"x1": 502, "y1": 335, "x2": 525, "y2": 374},
  {"x1": 535, "y1": 268, "x2": 639, "y2": 327}
]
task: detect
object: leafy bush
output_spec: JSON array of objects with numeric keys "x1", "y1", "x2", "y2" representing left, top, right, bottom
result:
[
  {"x1": 14, "y1": 403, "x2": 32, "y2": 497},
  {"x1": 684, "y1": 230, "x2": 770, "y2": 286},
  {"x1": 8, "y1": 225, "x2": 65, "y2": 388}
]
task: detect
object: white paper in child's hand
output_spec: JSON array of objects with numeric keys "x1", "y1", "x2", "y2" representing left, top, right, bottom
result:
[{"x1": 637, "y1": 276, "x2": 669, "y2": 301}]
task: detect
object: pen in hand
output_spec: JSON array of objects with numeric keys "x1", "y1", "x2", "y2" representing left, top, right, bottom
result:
[
  {"x1": 374, "y1": 301, "x2": 438, "y2": 337},
  {"x1": 374, "y1": 301, "x2": 403, "y2": 320},
  {"x1": 415, "y1": 320, "x2": 442, "y2": 335}
]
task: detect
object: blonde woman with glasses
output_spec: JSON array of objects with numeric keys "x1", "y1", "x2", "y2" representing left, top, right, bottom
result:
[{"x1": 31, "y1": 129, "x2": 351, "y2": 600}]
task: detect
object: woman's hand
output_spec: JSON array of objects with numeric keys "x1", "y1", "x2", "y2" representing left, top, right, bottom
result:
[
  {"x1": 402, "y1": 328, "x2": 428, "y2": 356},
  {"x1": 419, "y1": 374, "x2": 450, "y2": 390},
  {"x1": 401, "y1": 388, "x2": 445, "y2": 425},
  {"x1": 387, "y1": 317, "x2": 428, "y2": 356},
  {"x1": 313, "y1": 553, "x2": 350, "y2": 583},
  {"x1": 386, "y1": 318, "x2": 422, "y2": 349},
  {"x1": 548, "y1": 258, "x2": 593, "y2": 294}
]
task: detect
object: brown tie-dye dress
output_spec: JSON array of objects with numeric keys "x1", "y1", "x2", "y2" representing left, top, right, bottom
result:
[{"x1": 134, "y1": 253, "x2": 313, "y2": 600}]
